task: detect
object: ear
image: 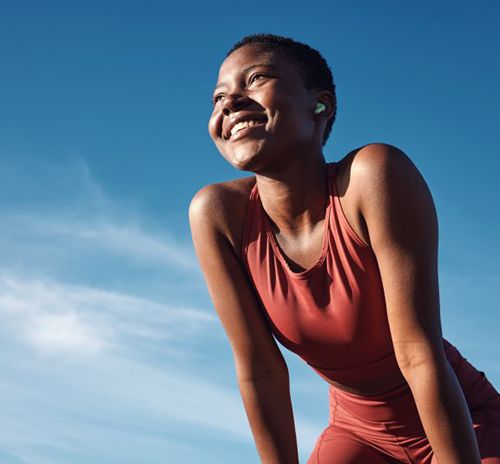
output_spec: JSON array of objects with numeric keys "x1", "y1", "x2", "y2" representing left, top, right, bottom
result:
[{"x1": 313, "y1": 90, "x2": 335, "y2": 120}]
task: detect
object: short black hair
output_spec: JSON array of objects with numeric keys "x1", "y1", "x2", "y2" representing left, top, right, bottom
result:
[{"x1": 226, "y1": 33, "x2": 337, "y2": 146}]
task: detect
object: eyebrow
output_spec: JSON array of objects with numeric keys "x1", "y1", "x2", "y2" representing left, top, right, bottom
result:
[{"x1": 213, "y1": 63, "x2": 278, "y2": 92}]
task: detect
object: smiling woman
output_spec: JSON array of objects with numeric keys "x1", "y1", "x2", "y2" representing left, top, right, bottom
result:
[
  {"x1": 207, "y1": 36, "x2": 336, "y2": 174},
  {"x1": 190, "y1": 33, "x2": 500, "y2": 464}
]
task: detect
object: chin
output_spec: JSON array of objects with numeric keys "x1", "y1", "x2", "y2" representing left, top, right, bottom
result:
[{"x1": 222, "y1": 139, "x2": 270, "y2": 172}]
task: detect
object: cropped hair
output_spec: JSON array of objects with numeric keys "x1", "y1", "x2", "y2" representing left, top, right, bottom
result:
[{"x1": 226, "y1": 33, "x2": 337, "y2": 146}]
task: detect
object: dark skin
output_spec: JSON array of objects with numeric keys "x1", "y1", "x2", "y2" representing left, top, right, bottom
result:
[
  {"x1": 208, "y1": 45, "x2": 333, "y2": 250},
  {"x1": 190, "y1": 44, "x2": 481, "y2": 463},
  {"x1": 208, "y1": 44, "x2": 406, "y2": 395}
]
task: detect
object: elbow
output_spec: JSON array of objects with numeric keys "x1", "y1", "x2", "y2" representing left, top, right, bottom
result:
[{"x1": 396, "y1": 349, "x2": 449, "y2": 380}]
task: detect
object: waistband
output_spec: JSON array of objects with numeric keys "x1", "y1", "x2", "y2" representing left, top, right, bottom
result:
[
  {"x1": 309, "y1": 340, "x2": 461, "y2": 384},
  {"x1": 328, "y1": 339, "x2": 500, "y2": 424},
  {"x1": 329, "y1": 378, "x2": 416, "y2": 423},
  {"x1": 307, "y1": 350, "x2": 399, "y2": 384}
]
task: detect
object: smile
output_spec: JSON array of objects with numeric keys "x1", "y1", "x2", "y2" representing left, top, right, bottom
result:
[{"x1": 228, "y1": 120, "x2": 267, "y2": 141}]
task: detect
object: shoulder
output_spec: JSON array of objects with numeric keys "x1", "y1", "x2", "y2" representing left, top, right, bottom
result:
[
  {"x1": 345, "y1": 143, "x2": 436, "y2": 249},
  {"x1": 355, "y1": 142, "x2": 429, "y2": 199},
  {"x1": 339, "y1": 142, "x2": 416, "y2": 179},
  {"x1": 338, "y1": 142, "x2": 428, "y2": 206},
  {"x1": 334, "y1": 143, "x2": 433, "y2": 248},
  {"x1": 189, "y1": 175, "x2": 256, "y2": 254}
]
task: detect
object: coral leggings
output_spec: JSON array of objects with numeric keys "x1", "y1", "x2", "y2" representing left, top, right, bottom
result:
[{"x1": 307, "y1": 348, "x2": 500, "y2": 463}]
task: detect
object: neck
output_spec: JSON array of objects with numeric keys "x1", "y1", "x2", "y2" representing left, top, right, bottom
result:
[{"x1": 255, "y1": 155, "x2": 330, "y2": 237}]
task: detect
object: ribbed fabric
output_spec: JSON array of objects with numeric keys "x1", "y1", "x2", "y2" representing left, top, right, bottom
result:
[{"x1": 241, "y1": 161, "x2": 456, "y2": 383}]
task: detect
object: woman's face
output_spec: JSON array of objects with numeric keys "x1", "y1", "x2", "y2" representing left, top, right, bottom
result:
[{"x1": 208, "y1": 45, "x2": 319, "y2": 172}]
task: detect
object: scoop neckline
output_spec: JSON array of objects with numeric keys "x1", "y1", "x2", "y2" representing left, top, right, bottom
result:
[{"x1": 257, "y1": 163, "x2": 335, "y2": 280}]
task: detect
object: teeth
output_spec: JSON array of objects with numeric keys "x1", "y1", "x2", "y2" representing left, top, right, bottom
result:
[{"x1": 230, "y1": 120, "x2": 264, "y2": 137}]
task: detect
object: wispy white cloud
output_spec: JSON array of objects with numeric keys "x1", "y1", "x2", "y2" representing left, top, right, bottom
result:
[
  {"x1": 0, "y1": 344, "x2": 322, "y2": 463},
  {"x1": 26, "y1": 311, "x2": 107, "y2": 355},
  {"x1": 0, "y1": 156, "x2": 199, "y2": 275},
  {"x1": 0, "y1": 272, "x2": 215, "y2": 357},
  {"x1": 1, "y1": 212, "x2": 199, "y2": 272},
  {"x1": 0, "y1": 156, "x2": 323, "y2": 463}
]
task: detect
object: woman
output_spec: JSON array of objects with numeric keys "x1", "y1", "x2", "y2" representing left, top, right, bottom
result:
[{"x1": 189, "y1": 33, "x2": 500, "y2": 463}]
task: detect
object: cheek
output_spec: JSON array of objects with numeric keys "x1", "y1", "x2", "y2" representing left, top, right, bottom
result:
[{"x1": 208, "y1": 108, "x2": 220, "y2": 131}]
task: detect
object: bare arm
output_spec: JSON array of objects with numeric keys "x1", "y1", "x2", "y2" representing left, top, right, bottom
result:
[
  {"x1": 189, "y1": 185, "x2": 299, "y2": 464},
  {"x1": 356, "y1": 144, "x2": 481, "y2": 464}
]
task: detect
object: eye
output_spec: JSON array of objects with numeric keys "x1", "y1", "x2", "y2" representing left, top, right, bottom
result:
[
  {"x1": 248, "y1": 73, "x2": 266, "y2": 84},
  {"x1": 212, "y1": 94, "x2": 224, "y2": 105}
]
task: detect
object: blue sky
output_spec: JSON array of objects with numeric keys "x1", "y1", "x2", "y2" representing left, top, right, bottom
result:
[{"x1": 0, "y1": 1, "x2": 499, "y2": 462}]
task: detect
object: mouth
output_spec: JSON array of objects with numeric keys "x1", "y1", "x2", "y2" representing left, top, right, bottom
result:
[
  {"x1": 223, "y1": 115, "x2": 268, "y2": 141},
  {"x1": 226, "y1": 120, "x2": 267, "y2": 142}
]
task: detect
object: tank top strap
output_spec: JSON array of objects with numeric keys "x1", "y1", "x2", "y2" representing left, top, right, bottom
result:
[{"x1": 328, "y1": 160, "x2": 371, "y2": 249}]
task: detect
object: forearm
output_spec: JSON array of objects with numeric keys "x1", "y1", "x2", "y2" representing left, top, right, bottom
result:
[
  {"x1": 402, "y1": 359, "x2": 480, "y2": 464},
  {"x1": 238, "y1": 375, "x2": 299, "y2": 464}
]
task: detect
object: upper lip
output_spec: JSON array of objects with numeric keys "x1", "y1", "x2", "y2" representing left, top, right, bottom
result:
[{"x1": 223, "y1": 112, "x2": 268, "y2": 140}]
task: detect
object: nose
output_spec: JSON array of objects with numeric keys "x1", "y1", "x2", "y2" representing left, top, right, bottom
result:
[{"x1": 221, "y1": 93, "x2": 249, "y2": 116}]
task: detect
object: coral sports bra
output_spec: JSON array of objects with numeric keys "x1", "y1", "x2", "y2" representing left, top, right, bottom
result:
[{"x1": 240, "y1": 161, "x2": 456, "y2": 384}]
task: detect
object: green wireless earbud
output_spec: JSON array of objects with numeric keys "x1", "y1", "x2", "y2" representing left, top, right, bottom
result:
[{"x1": 315, "y1": 102, "x2": 326, "y2": 114}]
